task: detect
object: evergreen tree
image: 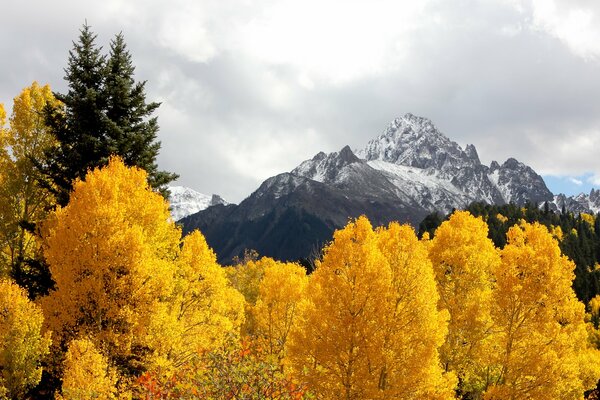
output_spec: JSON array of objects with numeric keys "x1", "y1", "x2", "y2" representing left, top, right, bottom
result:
[
  {"x1": 104, "y1": 33, "x2": 177, "y2": 196},
  {"x1": 41, "y1": 24, "x2": 177, "y2": 205},
  {"x1": 42, "y1": 23, "x2": 107, "y2": 206}
]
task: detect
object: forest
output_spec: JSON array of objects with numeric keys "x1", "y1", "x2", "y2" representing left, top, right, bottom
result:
[{"x1": 1, "y1": 25, "x2": 600, "y2": 400}]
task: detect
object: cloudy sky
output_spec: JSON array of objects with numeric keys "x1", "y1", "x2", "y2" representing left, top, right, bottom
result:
[{"x1": 2, "y1": 0, "x2": 600, "y2": 202}]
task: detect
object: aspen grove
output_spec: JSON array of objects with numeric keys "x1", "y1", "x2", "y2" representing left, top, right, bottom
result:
[{"x1": 1, "y1": 27, "x2": 600, "y2": 398}]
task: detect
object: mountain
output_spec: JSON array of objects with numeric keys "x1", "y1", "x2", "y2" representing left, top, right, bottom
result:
[
  {"x1": 168, "y1": 186, "x2": 228, "y2": 221},
  {"x1": 550, "y1": 189, "x2": 600, "y2": 214},
  {"x1": 356, "y1": 114, "x2": 553, "y2": 208},
  {"x1": 180, "y1": 113, "x2": 555, "y2": 264}
]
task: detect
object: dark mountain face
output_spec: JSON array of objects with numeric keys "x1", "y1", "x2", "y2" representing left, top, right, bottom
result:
[
  {"x1": 180, "y1": 170, "x2": 425, "y2": 264},
  {"x1": 181, "y1": 113, "x2": 555, "y2": 264}
]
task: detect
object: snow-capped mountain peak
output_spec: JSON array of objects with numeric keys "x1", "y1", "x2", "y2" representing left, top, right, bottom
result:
[
  {"x1": 357, "y1": 113, "x2": 474, "y2": 172},
  {"x1": 168, "y1": 186, "x2": 229, "y2": 221},
  {"x1": 292, "y1": 145, "x2": 362, "y2": 184}
]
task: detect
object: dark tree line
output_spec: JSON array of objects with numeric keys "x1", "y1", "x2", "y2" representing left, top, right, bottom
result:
[{"x1": 419, "y1": 202, "x2": 600, "y2": 304}]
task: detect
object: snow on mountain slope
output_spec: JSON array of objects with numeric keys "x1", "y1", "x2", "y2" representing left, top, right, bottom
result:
[
  {"x1": 367, "y1": 160, "x2": 472, "y2": 213},
  {"x1": 291, "y1": 113, "x2": 555, "y2": 216},
  {"x1": 551, "y1": 189, "x2": 600, "y2": 214},
  {"x1": 168, "y1": 186, "x2": 228, "y2": 221},
  {"x1": 356, "y1": 113, "x2": 553, "y2": 207}
]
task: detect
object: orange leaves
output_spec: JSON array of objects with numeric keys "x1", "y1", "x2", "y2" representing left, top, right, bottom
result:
[{"x1": 135, "y1": 335, "x2": 308, "y2": 399}]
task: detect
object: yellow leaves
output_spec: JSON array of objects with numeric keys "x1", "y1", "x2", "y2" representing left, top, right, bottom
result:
[
  {"x1": 8, "y1": 82, "x2": 60, "y2": 160},
  {"x1": 488, "y1": 221, "x2": 596, "y2": 399},
  {"x1": 376, "y1": 222, "x2": 455, "y2": 399},
  {"x1": 0, "y1": 279, "x2": 51, "y2": 398},
  {"x1": 288, "y1": 216, "x2": 454, "y2": 399},
  {"x1": 288, "y1": 216, "x2": 390, "y2": 399},
  {"x1": 428, "y1": 211, "x2": 499, "y2": 391},
  {"x1": 550, "y1": 224, "x2": 564, "y2": 241},
  {"x1": 0, "y1": 82, "x2": 59, "y2": 281},
  {"x1": 581, "y1": 212, "x2": 596, "y2": 227},
  {"x1": 153, "y1": 230, "x2": 245, "y2": 364},
  {"x1": 253, "y1": 259, "x2": 308, "y2": 359},
  {"x1": 41, "y1": 158, "x2": 247, "y2": 392},
  {"x1": 495, "y1": 213, "x2": 508, "y2": 223},
  {"x1": 60, "y1": 338, "x2": 117, "y2": 400},
  {"x1": 41, "y1": 157, "x2": 181, "y2": 371}
]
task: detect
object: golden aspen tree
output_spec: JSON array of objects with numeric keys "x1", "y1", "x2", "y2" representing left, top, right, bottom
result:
[
  {"x1": 0, "y1": 278, "x2": 51, "y2": 399},
  {"x1": 0, "y1": 83, "x2": 59, "y2": 292},
  {"x1": 148, "y1": 230, "x2": 245, "y2": 368},
  {"x1": 428, "y1": 210, "x2": 500, "y2": 395},
  {"x1": 485, "y1": 222, "x2": 600, "y2": 399},
  {"x1": 225, "y1": 256, "x2": 268, "y2": 336},
  {"x1": 287, "y1": 216, "x2": 394, "y2": 399},
  {"x1": 376, "y1": 222, "x2": 455, "y2": 399},
  {"x1": 59, "y1": 338, "x2": 117, "y2": 400},
  {"x1": 40, "y1": 157, "x2": 181, "y2": 376},
  {"x1": 253, "y1": 258, "x2": 308, "y2": 360}
]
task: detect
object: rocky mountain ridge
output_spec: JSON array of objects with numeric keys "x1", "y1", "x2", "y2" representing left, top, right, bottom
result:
[{"x1": 180, "y1": 113, "x2": 576, "y2": 263}]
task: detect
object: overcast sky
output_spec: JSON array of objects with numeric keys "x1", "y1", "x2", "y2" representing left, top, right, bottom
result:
[{"x1": 2, "y1": 0, "x2": 600, "y2": 202}]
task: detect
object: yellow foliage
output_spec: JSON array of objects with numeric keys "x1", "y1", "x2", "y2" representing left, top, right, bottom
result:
[
  {"x1": 550, "y1": 224, "x2": 564, "y2": 241},
  {"x1": 581, "y1": 213, "x2": 596, "y2": 227},
  {"x1": 60, "y1": 338, "x2": 117, "y2": 400},
  {"x1": 590, "y1": 295, "x2": 600, "y2": 323},
  {"x1": 41, "y1": 157, "x2": 181, "y2": 373},
  {"x1": 253, "y1": 258, "x2": 308, "y2": 360},
  {"x1": 486, "y1": 222, "x2": 600, "y2": 399},
  {"x1": 428, "y1": 211, "x2": 500, "y2": 394},
  {"x1": 0, "y1": 82, "x2": 59, "y2": 278},
  {"x1": 495, "y1": 213, "x2": 508, "y2": 224},
  {"x1": 225, "y1": 257, "x2": 270, "y2": 336},
  {"x1": 0, "y1": 278, "x2": 51, "y2": 398},
  {"x1": 376, "y1": 222, "x2": 455, "y2": 398},
  {"x1": 288, "y1": 216, "x2": 391, "y2": 399},
  {"x1": 149, "y1": 230, "x2": 245, "y2": 367},
  {"x1": 288, "y1": 216, "x2": 453, "y2": 399}
]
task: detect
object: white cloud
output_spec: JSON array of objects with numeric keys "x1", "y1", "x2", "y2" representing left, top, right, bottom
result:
[
  {"x1": 239, "y1": 0, "x2": 432, "y2": 83},
  {"x1": 570, "y1": 177, "x2": 583, "y2": 185},
  {"x1": 529, "y1": 0, "x2": 600, "y2": 60},
  {"x1": 3, "y1": 0, "x2": 600, "y2": 201},
  {"x1": 588, "y1": 175, "x2": 600, "y2": 186}
]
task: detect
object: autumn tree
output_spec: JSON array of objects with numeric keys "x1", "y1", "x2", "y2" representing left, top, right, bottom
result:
[
  {"x1": 40, "y1": 157, "x2": 181, "y2": 381},
  {"x1": 41, "y1": 24, "x2": 176, "y2": 206},
  {"x1": 428, "y1": 210, "x2": 500, "y2": 396},
  {"x1": 288, "y1": 216, "x2": 453, "y2": 399},
  {"x1": 148, "y1": 230, "x2": 245, "y2": 369},
  {"x1": 225, "y1": 255, "x2": 267, "y2": 336},
  {"x1": 485, "y1": 222, "x2": 600, "y2": 399},
  {"x1": 59, "y1": 338, "x2": 117, "y2": 400},
  {"x1": 287, "y1": 216, "x2": 391, "y2": 399},
  {"x1": 376, "y1": 222, "x2": 455, "y2": 398},
  {"x1": 0, "y1": 278, "x2": 51, "y2": 399},
  {"x1": 0, "y1": 82, "x2": 59, "y2": 297},
  {"x1": 253, "y1": 259, "x2": 308, "y2": 361}
]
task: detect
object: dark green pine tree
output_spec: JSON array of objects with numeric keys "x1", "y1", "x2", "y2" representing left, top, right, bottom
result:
[
  {"x1": 104, "y1": 33, "x2": 177, "y2": 197},
  {"x1": 42, "y1": 23, "x2": 108, "y2": 206},
  {"x1": 41, "y1": 24, "x2": 177, "y2": 206}
]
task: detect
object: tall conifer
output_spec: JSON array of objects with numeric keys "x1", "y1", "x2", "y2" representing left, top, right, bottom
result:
[
  {"x1": 41, "y1": 24, "x2": 177, "y2": 205},
  {"x1": 104, "y1": 33, "x2": 177, "y2": 196}
]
